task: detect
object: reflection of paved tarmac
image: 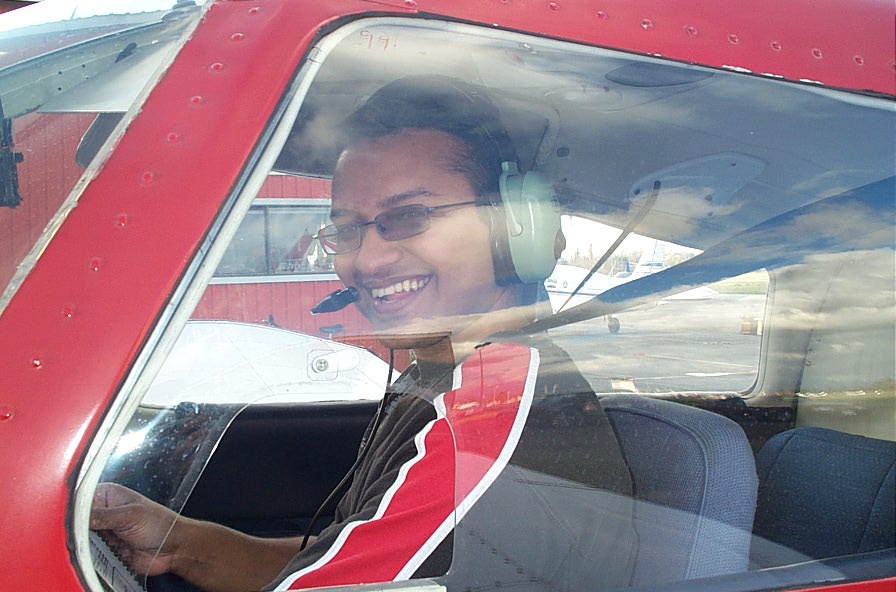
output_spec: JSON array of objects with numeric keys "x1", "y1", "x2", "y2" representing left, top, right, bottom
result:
[{"x1": 547, "y1": 294, "x2": 767, "y2": 394}]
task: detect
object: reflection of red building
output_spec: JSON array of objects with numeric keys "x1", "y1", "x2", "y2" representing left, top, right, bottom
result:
[
  {"x1": 0, "y1": 115, "x2": 403, "y2": 367},
  {"x1": 190, "y1": 175, "x2": 409, "y2": 368},
  {"x1": 0, "y1": 113, "x2": 95, "y2": 291}
]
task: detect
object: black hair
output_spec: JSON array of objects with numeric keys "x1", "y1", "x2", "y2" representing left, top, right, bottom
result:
[{"x1": 342, "y1": 75, "x2": 518, "y2": 205}]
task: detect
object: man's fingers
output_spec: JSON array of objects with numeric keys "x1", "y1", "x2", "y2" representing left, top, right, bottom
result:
[{"x1": 90, "y1": 502, "x2": 134, "y2": 531}]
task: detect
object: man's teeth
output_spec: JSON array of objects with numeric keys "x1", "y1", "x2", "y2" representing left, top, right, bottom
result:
[{"x1": 371, "y1": 278, "x2": 428, "y2": 300}]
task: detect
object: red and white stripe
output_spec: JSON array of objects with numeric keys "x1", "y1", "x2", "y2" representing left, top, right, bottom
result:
[{"x1": 275, "y1": 342, "x2": 539, "y2": 590}]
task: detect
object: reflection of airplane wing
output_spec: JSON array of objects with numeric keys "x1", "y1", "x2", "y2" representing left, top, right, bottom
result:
[{"x1": 143, "y1": 321, "x2": 388, "y2": 406}]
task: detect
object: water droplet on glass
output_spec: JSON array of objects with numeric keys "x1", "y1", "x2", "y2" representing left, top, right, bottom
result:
[{"x1": 641, "y1": 18, "x2": 655, "y2": 30}]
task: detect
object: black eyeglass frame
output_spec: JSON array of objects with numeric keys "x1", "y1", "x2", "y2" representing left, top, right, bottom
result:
[{"x1": 315, "y1": 200, "x2": 478, "y2": 255}]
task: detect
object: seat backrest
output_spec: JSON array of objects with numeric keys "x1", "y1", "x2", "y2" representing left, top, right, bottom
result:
[
  {"x1": 753, "y1": 426, "x2": 896, "y2": 562},
  {"x1": 600, "y1": 395, "x2": 758, "y2": 586}
]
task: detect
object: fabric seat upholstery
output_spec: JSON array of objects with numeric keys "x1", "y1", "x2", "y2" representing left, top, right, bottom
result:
[
  {"x1": 600, "y1": 395, "x2": 758, "y2": 586},
  {"x1": 753, "y1": 426, "x2": 896, "y2": 563}
]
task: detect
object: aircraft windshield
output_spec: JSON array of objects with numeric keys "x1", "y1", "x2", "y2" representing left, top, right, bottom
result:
[{"x1": 54, "y1": 12, "x2": 892, "y2": 592}]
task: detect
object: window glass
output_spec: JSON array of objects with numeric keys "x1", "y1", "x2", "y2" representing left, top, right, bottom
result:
[
  {"x1": 547, "y1": 215, "x2": 768, "y2": 393},
  {"x1": 82, "y1": 16, "x2": 894, "y2": 592},
  {"x1": 216, "y1": 208, "x2": 267, "y2": 276},
  {"x1": 214, "y1": 203, "x2": 333, "y2": 278},
  {"x1": 268, "y1": 206, "x2": 331, "y2": 274}
]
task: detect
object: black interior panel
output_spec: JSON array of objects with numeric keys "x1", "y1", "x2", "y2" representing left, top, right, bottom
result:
[{"x1": 180, "y1": 400, "x2": 379, "y2": 537}]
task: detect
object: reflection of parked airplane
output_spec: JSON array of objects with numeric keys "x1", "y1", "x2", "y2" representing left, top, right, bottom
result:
[
  {"x1": 547, "y1": 240, "x2": 669, "y2": 298},
  {"x1": 546, "y1": 242, "x2": 717, "y2": 329}
]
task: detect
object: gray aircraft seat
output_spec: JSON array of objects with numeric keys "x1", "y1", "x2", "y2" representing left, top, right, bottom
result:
[
  {"x1": 600, "y1": 395, "x2": 758, "y2": 586},
  {"x1": 752, "y1": 426, "x2": 896, "y2": 565}
]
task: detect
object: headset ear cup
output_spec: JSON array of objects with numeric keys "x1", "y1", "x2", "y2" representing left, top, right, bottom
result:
[
  {"x1": 496, "y1": 162, "x2": 562, "y2": 284},
  {"x1": 489, "y1": 214, "x2": 520, "y2": 286}
]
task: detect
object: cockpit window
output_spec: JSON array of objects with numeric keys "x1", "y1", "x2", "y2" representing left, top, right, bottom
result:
[{"x1": 76, "y1": 15, "x2": 893, "y2": 592}]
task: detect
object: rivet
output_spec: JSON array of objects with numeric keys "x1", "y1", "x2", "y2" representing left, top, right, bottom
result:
[
  {"x1": 641, "y1": 18, "x2": 655, "y2": 30},
  {"x1": 189, "y1": 95, "x2": 205, "y2": 107},
  {"x1": 247, "y1": 6, "x2": 261, "y2": 15},
  {"x1": 770, "y1": 41, "x2": 782, "y2": 51},
  {"x1": 728, "y1": 33, "x2": 740, "y2": 44},
  {"x1": 811, "y1": 48, "x2": 823, "y2": 59},
  {"x1": 209, "y1": 62, "x2": 225, "y2": 72},
  {"x1": 141, "y1": 170, "x2": 156, "y2": 185},
  {"x1": 0, "y1": 406, "x2": 13, "y2": 421},
  {"x1": 115, "y1": 213, "x2": 129, "y2": 227},
  {"x1": 595, "y1": 10, "x2": 608, "y2": 20},
  {"x1": 403, "y1": 0, "x2": 417, "y2": 7},
  {"x1": 685, "y1": 25, "x2": 698, "y2": 37},
  {"x1": 31, "y1": 357, "x2": 43, "y2": 369},
  {"x1": 548, "y1": 2, "x2": 560, "y2": 10},
  {"x1": 60, "y1": 304, "x2": 75, "y2": 318},
  {"x1": 853, "y1": 54, "x2": 864, "y2": 66},
  {"x1": 230, "y1": 32, "x2": 245, "y2": 42},
  {"x1": 165, "y1": 131, "x2": 181, "y2": 144},
  {"x1": 89, "y1": 257, "x2": 103, "y2": 272}
]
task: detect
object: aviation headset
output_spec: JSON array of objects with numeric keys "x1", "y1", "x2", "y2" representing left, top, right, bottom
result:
[{"x1": 343, "y1": 75, "x2": 564, "y2": 287}]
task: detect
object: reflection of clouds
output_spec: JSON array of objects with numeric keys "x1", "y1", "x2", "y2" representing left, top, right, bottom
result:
[
  {"x1": 790, "y1": 203, "x2": 894, "y2": 251},
  {"x1": 284, "y1": 20, "x2": 894, "y2": 254}
]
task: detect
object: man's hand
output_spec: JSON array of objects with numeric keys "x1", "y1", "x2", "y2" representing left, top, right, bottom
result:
[{"x1": 90, "y1": 483, "x2": 180, "y2": 577}]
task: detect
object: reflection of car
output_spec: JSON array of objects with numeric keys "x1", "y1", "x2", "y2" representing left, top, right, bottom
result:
[{"x1": 0, "y1": 1, "x2": 892, "y2": 592}]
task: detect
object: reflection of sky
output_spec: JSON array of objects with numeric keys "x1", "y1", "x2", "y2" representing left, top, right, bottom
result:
[
  {"x1": 290, "y1": 21, "x2": 894, "y2": 253},
  {"x1": 0, "y1": 0, "x2": 208, "y2": 32}
]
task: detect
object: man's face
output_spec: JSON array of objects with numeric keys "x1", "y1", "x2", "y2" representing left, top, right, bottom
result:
[{"x1": 330, "y1": 129, "x2": 517, "y2": 337}]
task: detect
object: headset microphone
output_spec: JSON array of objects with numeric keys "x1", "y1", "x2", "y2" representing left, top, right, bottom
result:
[{"x1": 311, "y1": 286, "x2": 359, "y2": 314}]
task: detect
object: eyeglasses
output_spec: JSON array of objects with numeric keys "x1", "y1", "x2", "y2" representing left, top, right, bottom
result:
[{"x1": 315, "y1": 201, "x2": 477, "y2": 255}]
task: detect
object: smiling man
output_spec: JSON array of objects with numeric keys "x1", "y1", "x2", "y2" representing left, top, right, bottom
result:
[{"x1": 91, "y1": 76, "x2": 635, "y2": 592}]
